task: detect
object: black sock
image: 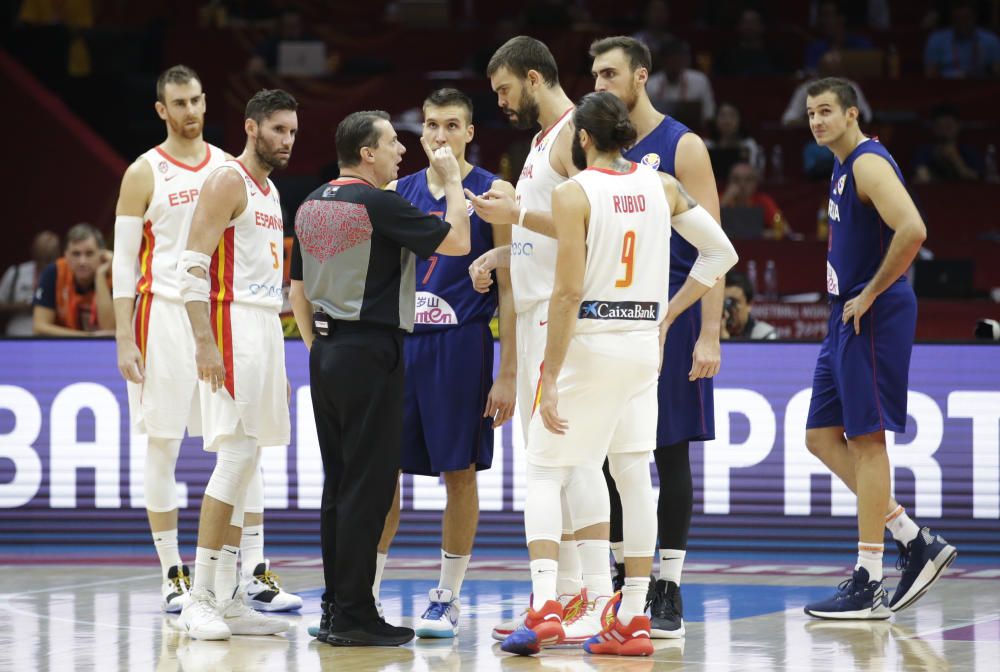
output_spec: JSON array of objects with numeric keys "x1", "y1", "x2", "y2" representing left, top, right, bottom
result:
[{"x1": 654, "y1": 441, "x2": 693, "y2": 549}]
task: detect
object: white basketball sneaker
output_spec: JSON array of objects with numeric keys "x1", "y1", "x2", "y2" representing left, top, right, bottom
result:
[
  {"x1": 161, "y1": 564, "x2": 192, "y2": 613},
  {"x1": 415, "y1": 588, "x2": 461, "y2": 638},
  {"x1": 241, "y1": 560, "x2": 303, "y2": 612},
  {"x1": 219, "y1": 592, "x2": 289, "y2": 636},
  {"x1": 177, "y1": 588, "x2": 230, "y2": 640},
  {"x1": 491, "y1": 592, "x2": 583, "y2": 642},
  {"x1": 562, "y1": 590, "x2": 613, "y2": 645}
]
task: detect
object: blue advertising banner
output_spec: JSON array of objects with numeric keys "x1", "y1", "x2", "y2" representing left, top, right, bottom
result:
[{"x1": 1, "y1": 340, "x2": 998, "y2": 557}]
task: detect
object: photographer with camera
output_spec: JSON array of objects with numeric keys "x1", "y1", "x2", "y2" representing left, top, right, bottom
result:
[{"x1": 721, "y1": 270, "x2": 778, "y2": 340}]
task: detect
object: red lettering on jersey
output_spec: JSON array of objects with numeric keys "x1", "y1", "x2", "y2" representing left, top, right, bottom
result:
[
  {"x1": 168, "y1": 189, "x2": 200, "y2": 207},
  {"x1": 520, "y1": 164, "x2": 533, "y2": 180},
  {"x1": 613, "y1": 194, "x2": 646, "y2": 214},
  {"x1": 254, "y1": 211, "x2": 282, "y2": 230}
]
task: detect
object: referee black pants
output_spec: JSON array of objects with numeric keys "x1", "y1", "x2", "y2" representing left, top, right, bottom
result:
[{"x1": 310, "y1": 324, "x2": 403, "y2": 627}]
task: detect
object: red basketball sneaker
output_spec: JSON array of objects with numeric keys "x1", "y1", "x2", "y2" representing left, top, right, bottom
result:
[{"x1": 583, "y1": 594, "x2": 654, "y2": 657}]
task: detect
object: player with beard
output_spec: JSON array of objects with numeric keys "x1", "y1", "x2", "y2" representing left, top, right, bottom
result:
[
  {"x1": 589, "y1": 36, "x2": 724, "y2": 638},
  {"x1": 113, "y1": 66, "x2": 300, "y2": 615},
  {"x1": 175, "y1": 89, "x2": 298, "y2": 640},
  {"x1": 467, "y1": 35, "x2": 617, "y2": 646}
]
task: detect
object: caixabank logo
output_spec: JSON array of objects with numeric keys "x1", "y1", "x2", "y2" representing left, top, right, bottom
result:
[{"x1": 578, "y1": 300, "x2": 659, "y2": 320}]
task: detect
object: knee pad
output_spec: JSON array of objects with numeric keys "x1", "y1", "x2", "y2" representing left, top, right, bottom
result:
[
  {"x1": 564, "y1": 465, "x2": 610, "y2": 531},
  {"x1": 205, "y1": 435, "x2": 258, "y2": 507},
  {"x1": 609, "y1": 452, "x2": 657, "y2": 557},
  {"x1": 243, "y1": 462, "x2": 265, "y2": 514},
  {"x1": 560, "y1": 489, "x2": 575, "y2": 536},
  {"x1": 229, "y1": 448, "x2": 262, "y2": 527},
  {"x1": 144, "y1": 437, "x2": 182, "y2": 512},
  {"x1": 524, "y1": 463, "x2": 570, "y2": 545}
]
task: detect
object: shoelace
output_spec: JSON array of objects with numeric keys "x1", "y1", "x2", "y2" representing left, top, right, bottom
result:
[
  {"x1": 256, "y1": 569, "x2": 283, "y2": 591},
  {"x1": 896, "y1": 542, "x2": 913, "y2": 572},
  {"x1": 563, "y1": 599, "x2": 592, "y2": 626},
  {"x1": 650, "y1": 589, "x2": 678, "y2": 619},
  {"x1": 422, "y1": 601, "x2": 451, "y2": 620}
]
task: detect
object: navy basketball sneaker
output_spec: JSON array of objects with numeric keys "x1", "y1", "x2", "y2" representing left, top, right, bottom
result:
[
  {"x1": 888, "y1": 527, "x2": 957, "y2": 613},
  {"x1": 804, "y1": 567, "x2": 891, "y2": 620}
]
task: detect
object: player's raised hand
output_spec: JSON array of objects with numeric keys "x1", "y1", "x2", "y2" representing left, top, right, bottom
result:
[
  {"x1": 116, "y1": 338, "x2": 145, "y2": 384},
  {"x1": 539, "y1": 375, "x2": 568, "y2": 435},
  {"x1": 421, "y1": 136, "x2": 461, "y2": 183},
  {"x1": 464, "y1": 187, "x2": 519, "y2": 225}
]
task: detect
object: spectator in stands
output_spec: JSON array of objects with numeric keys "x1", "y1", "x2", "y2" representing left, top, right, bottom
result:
[
  {"x1": 722, "y1": 271, "x2": 778, "y2": 340},
  {"x1": 706, "y1": 102, "x2": 764, "y2": 179},
  {"x1": 632, "y1": 0, "x2": 675, "y2": 58},
  {"x1": 913, "y1": 104, "x2": 984, "y2": 182},
  {"x1": 246, "y1": 9, "x2": 327, "y2": 76},
  {"x1": 808, "y1": 0, "x2": 891, "y2": 31},
  {"x1": 716, "y1": 9, "x2": 784, "y2": 75},
  {"x1": 924, "y1": 0, "x2": 1000, "y2": 79},
  {"x1": 804, "y1": 1, "x2": 873, "y2": 74},
  {"x1": 32, "y1": 223, "x2": 114, "y2": 336},
  {"x1": 720, "y1": 162, "x2": 792, "y2": 239},
  {"x1": 0, "y1": 231, "x2": 60, "y2": 336},
  {"x1": 646, "y1": 38, "x2": 716, "y2": 127}
]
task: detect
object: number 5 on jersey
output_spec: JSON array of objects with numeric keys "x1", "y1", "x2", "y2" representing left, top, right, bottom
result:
[{"x1": 615, "y1": 230, "x2": 636, "y2": 288}]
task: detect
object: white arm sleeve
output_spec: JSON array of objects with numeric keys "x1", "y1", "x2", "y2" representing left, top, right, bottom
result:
[
  {"x1": 112, "y1": 216, "x2": 143, "y2": 299},
  {"x1": 671, "y1": 205, "x2": 739, "y2": 287}
]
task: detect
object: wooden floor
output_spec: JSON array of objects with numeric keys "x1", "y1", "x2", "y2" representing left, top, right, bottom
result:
[{"x1": 1, "y1": 558, "x2": 996, "y2": 671}]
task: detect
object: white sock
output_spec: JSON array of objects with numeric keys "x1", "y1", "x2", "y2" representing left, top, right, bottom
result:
[
  {"x1": 439, "y1": 549, "x2": 471, "y2": 598},
  {"x1": 578, "y1": 539, "x2": 613, "y2": 597},
  {"x1": 152, "y1": 529, "x2": 182, "y2": 578},
  {"x1": 885, "y1": 505, "x2": 920, "y2": 545},
  {"x1": 617, "y1": 577, "x2": 648, "y2": 626},
  {"x1": 240, "y1": 524, "x2": 264, "y2": 578},
  {"x1": 658, "y1": 549, "x2": 686, "y2": 585},
  {"x1": 530, "y1": 558, "x2": 559, "y2": 610},
  {"x1": 372, "y1": 552, "x2": 387, "y2": 602},
  {"x1": 556, "y1": 540, "x2": 582, "y2": 596},
  {"x1": 856, "y1": 542, "x2": 884, "y2": 583},
  {"x1": 215, "y1": 544, "x2": 241, "y2": 601},
  {"x1": 610, "y1": 541, "x2": 625, "y2": 565},
  {"x1": 193, "y1": 546, "x2": 220, "y2": 594}
]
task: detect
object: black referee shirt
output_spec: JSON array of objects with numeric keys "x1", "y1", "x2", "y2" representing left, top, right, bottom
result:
[{"x1": 291, "y1": 178, "x2": 451, "y2": 331}]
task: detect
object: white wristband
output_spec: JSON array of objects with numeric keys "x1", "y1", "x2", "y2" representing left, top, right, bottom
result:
[
  {"x1": 112, "y1": 215, "x2": 143, "y2": 299},
  {"x1": 178, "y1": 250, "x2": 212, "y2": 304},
  {"x1": 517, "y1": 207, "x2": 527, "y2": 227}
]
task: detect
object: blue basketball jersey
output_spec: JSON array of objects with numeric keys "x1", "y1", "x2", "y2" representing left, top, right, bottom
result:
[
  {"x1": 395, "y1": 166, "x2": 499, "y2": 331},
  {"x1": 623, "y1": 116, "x2": 695, "y2": 290},
  {"x1": 826, "y1": 138, "x2": 906, "y2": 298}
]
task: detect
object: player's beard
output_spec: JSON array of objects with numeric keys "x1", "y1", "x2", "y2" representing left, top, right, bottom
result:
[
  {"x1": 570, "y1": 131, "x2": 588, "y2": 171},
  {"x1": 255, "y1": 136, "x2": 290, "y2": 171},
  {"x1": 619, "y1": 82, "x2": 640, "y2": 112},
  {"x1": 170, "y1": 114, "x2": 203, "y2": 140},
  {"x1": 507, "y1": 90, "x2": 540, "y2": 130}
]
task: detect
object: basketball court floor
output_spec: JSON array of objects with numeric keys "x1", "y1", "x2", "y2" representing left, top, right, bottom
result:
[{"x1": 1, "y1": 554, "x2": 996, "y2": 671}]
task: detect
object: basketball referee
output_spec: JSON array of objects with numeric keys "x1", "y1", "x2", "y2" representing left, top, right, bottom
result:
[{"x1": 289, "y1": 110, "x2": 470, "y2": 646}]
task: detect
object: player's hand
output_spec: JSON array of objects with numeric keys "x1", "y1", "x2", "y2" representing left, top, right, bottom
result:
[
  {"x1": 468, "y1": 249, "x2": 496, "y2": 293},
  {"x1": 539, "y1": 374, "x2": 568, "y2": 435},
  {"x1": 195, "y1": 341, "x2": 227, "y2": 393},
  {"x1": 484, "y1": 371, "x2": 515, "y2": 428},
  {"x1": 690, "y1": 334, "x2": 721, "y2": 381},
  {"x1": 464, "y1": 187, "x2": 519, "y2": 225},
  {"x1": 842, "y1": 289, "x2": 875, "y2": 336},
  {"x1": 286, "y1": 377, "x2": 292, "y2": 405},
  {"x1": 421, "y1": 136, "x2": 461, "y2": 184},
  {"x1": 116, "y1": 337, "x2": 145, "y2": 383}
]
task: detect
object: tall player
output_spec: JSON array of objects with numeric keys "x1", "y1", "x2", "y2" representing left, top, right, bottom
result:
[
  {"x1": 469, "y1": 36, "x2": 615, "y2": 643},
  {"x1": 373, "y1": 88, "x2": 517, "y2": 638},
  {"x1": 502, "y1": 91, "x2": 737, "y2": 657},
  {"x1": 174, "y1": 89, "x2": 298, "y2": 639},
  {"x1": 590, "y1": 36, "x2": 724, "y2": 638},
  {"x1": 112, "y1": 66, "x2": 299, "y2": 614},
  {"x1": 801, "y1": 78, "x2": 956, "y2": 619}
]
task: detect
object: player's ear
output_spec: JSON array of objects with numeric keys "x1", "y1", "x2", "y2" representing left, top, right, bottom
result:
[
  {"x1": 526, "y1": 69, "x2": 541, "y2": 89},
  {"x1": 154, "y1": 101, "x2": 167, "y2": 121},
  {"x1": 466, "y1": 123, "x2": 475, "y2": 144},
  {"x1": 635, "y1": 66, "x2": 648, "y2": 87},
  {"x1": 244, "y1": 118, "x2": 257, "y2": 137}
]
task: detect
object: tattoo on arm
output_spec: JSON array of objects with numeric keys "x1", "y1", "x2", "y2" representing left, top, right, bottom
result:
[{"x1": 675, "y1": 178, "x2": 698, "y2": 210}]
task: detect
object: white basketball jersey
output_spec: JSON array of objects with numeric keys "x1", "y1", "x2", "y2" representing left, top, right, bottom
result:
[
  {"x1": 572, "y1": 163, "x2": 671, "y2": 335},
  {"x1": 209, "y1": 160, "x2": 285, "y2": 312},
  {"x1": 511, "y1": 107, "x2": 574, "y2": 314},
  {"x1": 137, "y1": 144, "x2": 227, "y2": 301}
]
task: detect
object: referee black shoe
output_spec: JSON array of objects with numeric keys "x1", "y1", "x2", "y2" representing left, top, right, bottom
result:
[
  {"x1": 648, "y1": 579, "x2": 686, "y2": 638},
  {"x1": 324, "y1": 618, "x2": 414, "y2": 647}
]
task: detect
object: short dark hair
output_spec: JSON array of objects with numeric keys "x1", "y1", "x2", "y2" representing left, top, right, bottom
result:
[
  {"x1": 486, "y1": 36, "x2": 559, "y2": 86},
  {"x1": 573, "y1": 92, "x2": 637, "y2": 152},
  {"x1": 245, "y1": 89, "x2": 299, "y2": 124},
  {"x1": 423, "y1": 88, "x2": 474, "y2": 124},
  {"x1": 589, "y1": 36, "x2": 652, "y2": 73},
  {"x1": 805, "y1": 77, "x2": 859, "y2": 112},
  {"x1": 156, "y1": 64, "x2": 200, "y2": 102},
  {"x1": 65, "y1": 222, "x2": 105, "y2": 249},
  {"x1": 336, "y1": 110, "x2": 391, "y2": 168},
  {"x1": 726, "y1": 270, "x2": 754, "y2": 302}
]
